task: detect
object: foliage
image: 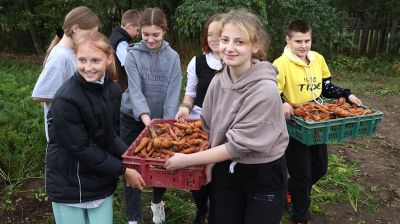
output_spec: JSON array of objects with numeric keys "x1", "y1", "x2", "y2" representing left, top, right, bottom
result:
[
  {"x1": 330, "y1": 54, "x2": 400, "y2": 97},
  {"x1": 0, "y1": 59, "x2": 46, "y2": 183},
  {"x1": 173, "y1": 0, "x2": 346, "y2": 60},
  {"x1": 173, "y1": 0, "x2": 267, "y2": 40},
  {"x1": 265, "y1": 0, "x2": 346, "y2": 59},
  {"x1": 0, "y1": 0, "x2": 183, "y2": 54}
]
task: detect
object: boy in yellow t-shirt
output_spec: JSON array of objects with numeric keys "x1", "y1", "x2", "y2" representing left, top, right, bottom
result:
[{"x1": 273, "y1": 20, "x2": 362, "y2": 224}]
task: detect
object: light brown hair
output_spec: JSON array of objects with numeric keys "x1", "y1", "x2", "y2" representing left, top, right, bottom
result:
[
  {"x1": 220, "y1": 9, "x2": 269, "y2": 60},
  {"x1": 121, "y1": 9, "x2": 140, "y2": 27},
  {"x1": 75, "y1": 32, "x2": 117, "y2": 82},
  {"x1": 140, "y1": 8, "x2": 168, "y2": 31},
  {"x1": 44, "y1": 6, "x2": 100, "y2": 65},
  {"x1": 201, "y1": 13, "x2": 225, "y2": 53}
]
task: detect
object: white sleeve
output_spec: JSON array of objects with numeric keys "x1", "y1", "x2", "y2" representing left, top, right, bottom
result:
[
  {"x1": 116, "y1": 41, "x2": 129, "y2": 66},
  {"x1": 185, "y1": 56, "x2": 197, "y2": 98}
]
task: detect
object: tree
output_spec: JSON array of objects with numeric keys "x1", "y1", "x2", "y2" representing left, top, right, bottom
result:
[{"x1": 173, "y1": 0, "x2": 343, "y2": 59}]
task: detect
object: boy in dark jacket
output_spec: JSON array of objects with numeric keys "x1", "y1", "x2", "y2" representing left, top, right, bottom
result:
[{"x1": 109, "y1": 9, "x2": 140, "y2": 92}]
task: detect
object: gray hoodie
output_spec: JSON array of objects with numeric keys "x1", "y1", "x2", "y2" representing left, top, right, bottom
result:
[
  {"x1": 201, "y1": 61, "x2": 289, "y2": 164},
  {"x1": 120, "y1": 40, "x2": 182, "y2": 120}
]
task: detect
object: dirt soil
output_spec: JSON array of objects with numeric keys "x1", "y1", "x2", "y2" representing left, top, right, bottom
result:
[{"x1": 1, "y1": 95, "x2": 399, "y2": 224}]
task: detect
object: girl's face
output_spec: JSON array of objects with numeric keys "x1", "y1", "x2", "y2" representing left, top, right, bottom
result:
[
  {"x1": 72, "y1": 26, "x2": 98, "y2": 44},
  {"x1": 141, "y1": 25, "x2": 164, "y2": 50},
  {"x1": 219, "y1": 23, "x2": 256, "y2": 71},
  {"x1": 286, "y1": 31, "x2": 312, "y2": 60},
  {"x1": 207, "y1": 21, "x2": 221, "y2": 53},
  {"x1": 77, "y1": 44, "x2": 112, "y2": 83}
]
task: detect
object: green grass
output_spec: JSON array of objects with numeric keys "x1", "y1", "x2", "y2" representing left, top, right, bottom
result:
[
  {"x1": 330, "y1": 55, "x2": 400, "y2": 97},
  {"x1": 1, "y1": 54, "x2": 396, "y2": 223}
]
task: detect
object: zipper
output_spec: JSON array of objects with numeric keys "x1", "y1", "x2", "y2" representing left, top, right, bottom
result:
[{"x1": 76, "y1": 162, "x2": 82, "y2": 203}]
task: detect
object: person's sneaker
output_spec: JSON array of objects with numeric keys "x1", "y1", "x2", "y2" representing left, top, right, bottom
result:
[{"x1": 151, "y1": 201, "x2": 165, "y2": 224}]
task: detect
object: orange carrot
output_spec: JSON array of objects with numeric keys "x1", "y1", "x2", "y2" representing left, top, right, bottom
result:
[
  {"x1": 199, "y1": 133, "x2": 208, "y2": 140},
  {"x1": 146, "y1": 141, "x2": 153, "y2": 152},
  {"x1": 161, "y1": 149, "x2": 175, "y2": 156},
  {"x1": 173, "y1": 122, "x2": 192, "y2": 129},
  {"x1": 168, "y1": 126, "x2": 178, "y2": 140},
  {"x1": 185, "y1": 132, "x2": 199, "y2": 139},
  {"x1": 181, "y1": 147, "x2": 198, "y2": 154},
  {"x1": 192, "y1": 120, "x2": 202, "y2": 128},
  {"x1": 134, "y1": 137, "x2": 150, "y2": 153}
]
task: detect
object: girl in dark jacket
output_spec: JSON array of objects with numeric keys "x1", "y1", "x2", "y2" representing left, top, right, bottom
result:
[{"x1": 46, "y1": 31, "x2": 144, "y2": 224}]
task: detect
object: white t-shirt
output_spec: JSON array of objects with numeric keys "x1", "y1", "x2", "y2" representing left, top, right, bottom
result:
[
  {"x1": 116, "y1": 41, "x2": 129, "y2": 66},
  {"x1": 32, "y1": 44, "x2": 76, "y2": 141},
  {"x1": 185, "y1": 52, "x2": 222, "y2": 119}
]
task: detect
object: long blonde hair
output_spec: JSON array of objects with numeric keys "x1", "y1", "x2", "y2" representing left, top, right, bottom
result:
[
  {"x1": 220, "y1": 9, "x2": 269, "y2": 60},
  {"x1": 75, "y1": 32, "x2": 117, "y2": 82},
  {"x1": 44, "y1": 6, "x2": 100, "y2": 65}
]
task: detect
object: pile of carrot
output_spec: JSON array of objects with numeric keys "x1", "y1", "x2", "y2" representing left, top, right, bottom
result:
[
  {"x1": 130, "y1": 120, "x2": 208, "y2": 159},
  {"x1": 292, "y1": 97, "x2": 374, "y2": 122}
]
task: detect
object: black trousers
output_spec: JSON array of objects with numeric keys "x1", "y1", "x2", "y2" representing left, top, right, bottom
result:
[
  {"x1": 286, "y1": 138, "x2": 328, "y2": 221},
  {"x1": 210, "y1": 156, "x2": 286, "y2": 224},
  {"x1": 120, "y1": 113, "x2": 166, "y2": 221},
  {"x1": 191, "y1": 183, "x2": 215, "y2": 224}
]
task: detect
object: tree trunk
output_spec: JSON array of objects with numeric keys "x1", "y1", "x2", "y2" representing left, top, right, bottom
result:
[
  {"x1": 353, "y1": 19, "x2": 361, "y2": 54},
  {"x1": 378, "y1": 15, "x2": 389, "y2": 53},
  {"x1": 24, "y1": 0, "x2": 43, "y2": 55},
  {"x1": 359, "y1": 18, "x2": 371, "y2": 54},
  {"x1": 28, "y1": 26, "x2": 43, "y2": 55},
  {"x1": 389, "y1": 16, "x2": 399, "y2": 54},
  {"x1": 369, "y1": 14, "x2": 381, "y2": 55}
]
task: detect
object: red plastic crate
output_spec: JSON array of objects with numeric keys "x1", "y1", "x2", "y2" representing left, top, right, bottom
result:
[{"x1": 122, "y1": 119, "x2": 207, "y2": 190}]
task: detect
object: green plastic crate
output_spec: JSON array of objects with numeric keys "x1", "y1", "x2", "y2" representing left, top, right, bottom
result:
[{"x1": 286, "y1": 106, "x2": 383, "y2": 145}]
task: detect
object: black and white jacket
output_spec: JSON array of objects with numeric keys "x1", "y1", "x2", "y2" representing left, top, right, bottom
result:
[{"x1": 45, "y1": 72, "x2": 127, "y2": 203}]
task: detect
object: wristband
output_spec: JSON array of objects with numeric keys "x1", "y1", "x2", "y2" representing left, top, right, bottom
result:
[{"x1": 180, "y1": 103, "x2": 192, "y2": 112}]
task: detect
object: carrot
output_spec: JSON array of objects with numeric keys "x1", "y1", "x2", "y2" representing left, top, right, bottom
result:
[
  {"x1": 146, "y1": 141, "x2": 153, "y2": 152},
  {"x1": 334, "y1": 108, "x2": 353, "y2": 117},
  {"x1": 186, "y1": 138, "x2": 202, "y2": 145},
  {"x1": 199, "y1": 133, "x2": 208, "y2": 140},
  {"x1": 134, "y1": 137, "x2": 150, "y2": 153},
  {"x1": 173, "y1": 122, "x2": 192, "y2": 130},
  {"x1": 168, "y1": 126, "x2": 178, "y2": 140},
  {"x1": 140, "y1": 148, "x2": 147, "y2": 157},
  {"x1": 173, "y1": 126, "x2": 184, "y2": 137},
  {"x1": 361, "y1": 108, "x2": 373, "y2": 115},
  {"x1": 147, "y1": 149, "x2": 154, "y2": 157},
  {"x1": 181, "y1": 147, "x2": 198, "y2": 154},
  {"x1": 185, "y1": 132, "x2": 199, "y2": 139},
  {"x1": 192, "y1": 120, "x2": 202, "y2": 128},
  {"x1": 161, "y1": 149, "x2": 175, "y2": 156},
  {"x1": 192, "y1": 127, "x2": 200, "y2": 133}
]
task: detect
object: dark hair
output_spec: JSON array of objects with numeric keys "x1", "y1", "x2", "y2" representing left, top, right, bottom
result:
[
  {"x1": 44, "y1": 6, "x2": 100, "y2": 65},
  {"x1": 201, "y1": 13, "x2": 225, "y2": 53},
  {"x1": 75, "y1": 31, "x2": 117, "y2": 82},
  {"x1": 221, "y1": 9, "x2": 269, "y2": 60},
  {"x1": 140, "y1": 8, "x2": 168, "y2": 31},
  {"x1": 121, "y1": 9, "x2": 140, "y2": 27},
  {"x1": 287, "y1": 20, "x2": 312, "y2": 37}
]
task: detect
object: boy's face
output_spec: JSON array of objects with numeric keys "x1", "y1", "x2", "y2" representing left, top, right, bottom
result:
[
  {"x1": 286, "y1": 31, "x2": 312, "y2": 60},
  {"x1": 125, "y1": 22, "x2": 140, "y2": 38}
]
